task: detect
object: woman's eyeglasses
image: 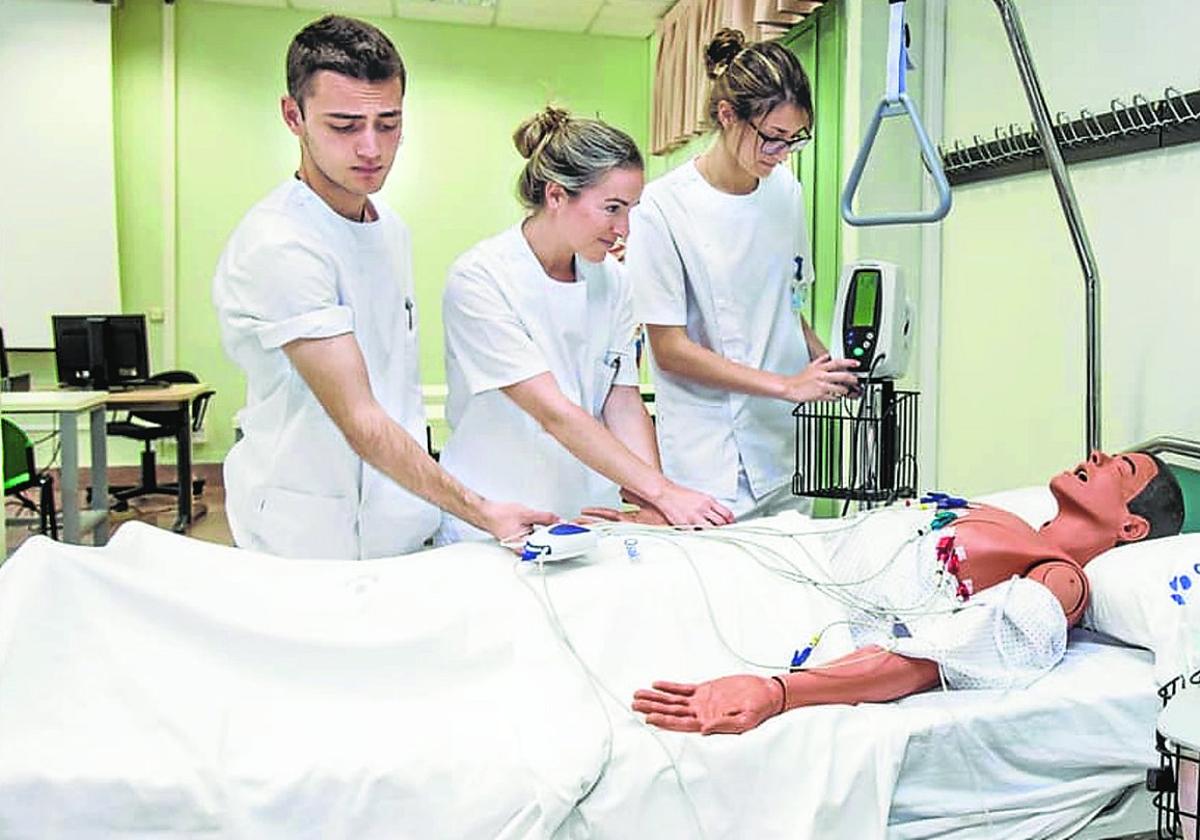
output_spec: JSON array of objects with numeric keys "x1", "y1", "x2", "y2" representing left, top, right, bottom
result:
[{"x1": 751, "y1": 120, "x2": 813, "y2": 155}]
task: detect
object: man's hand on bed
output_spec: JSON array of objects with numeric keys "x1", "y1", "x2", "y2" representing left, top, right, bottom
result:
[{"x1": 631, "y1": 676, "x2": 781, "y2": 735}]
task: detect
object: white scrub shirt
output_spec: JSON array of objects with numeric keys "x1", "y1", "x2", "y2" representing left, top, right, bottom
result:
[
  {"x1": 213, "y1": 178, "x2": 440, "y2": 560},
  {"x1": 437, "y1": 223, "x2": 639, "y2": 542},
  {"x1": 627, "y1": 160, "x2": 814, "y2": 512}
]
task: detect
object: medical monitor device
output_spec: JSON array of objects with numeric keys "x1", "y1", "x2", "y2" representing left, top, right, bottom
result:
[
  {"x1": 831, "y1": 260, "x2": 912, "y2": 380},
  {"x1": 52, "y1": 314, "x2": 150, "y2": 390}
]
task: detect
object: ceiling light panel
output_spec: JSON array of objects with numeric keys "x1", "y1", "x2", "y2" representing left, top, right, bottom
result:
[
  {"x1": 390, "y1": 0, "x2": 496, "y2": 25},
  {"x1": 495, "y1": 0, "x2": 604, "y2": 33},
  {"x1": 588, "y1": 8, "x2": 657, "y2": 37},
  {"x1": 195, "y1": 0, "x2": 289, "y2": 7},
  {"x1": 288, "y1": 0, "x2": 394, "y2": 15}
]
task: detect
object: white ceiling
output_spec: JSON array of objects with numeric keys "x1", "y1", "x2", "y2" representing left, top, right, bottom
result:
[{"x1": 192, "y1": 0, "x2": 679, "y2": 38}]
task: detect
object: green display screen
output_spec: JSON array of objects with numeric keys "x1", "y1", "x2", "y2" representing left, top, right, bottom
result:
[{"x1": 851, "y1": 270, "x2": 880, "y2": 327}]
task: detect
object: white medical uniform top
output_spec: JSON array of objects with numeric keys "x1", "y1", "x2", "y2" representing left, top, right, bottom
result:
[
  {"x1": 627, "y1": 160, "x2": 815, "y2": 507},
  {"x1": 213, "y1": 178, "x2": 440, "y2": 560},
  {"x1": 437, "y1": 223, "x2": 639, "y2": 540}
]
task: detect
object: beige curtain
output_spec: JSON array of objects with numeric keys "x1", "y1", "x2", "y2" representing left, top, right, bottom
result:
[{"x1": 651, "y1": 0, "x2": 828, "y2": 154}]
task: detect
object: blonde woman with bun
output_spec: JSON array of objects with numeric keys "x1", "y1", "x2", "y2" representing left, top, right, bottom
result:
[
  {"x1": 435, "y1": 108, "x2": 734, "y2": 543},
  {"x1": 626, "y1": 29, "x2": 859, "y2": 520}
]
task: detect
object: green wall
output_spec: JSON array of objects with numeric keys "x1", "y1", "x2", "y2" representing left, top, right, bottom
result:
[
  {"x1": 936, "y1": 0, "x2": 1200, "y2": 495},
  {"x1": 110, "y1": 0, "x2": 651, "y2": 464}
]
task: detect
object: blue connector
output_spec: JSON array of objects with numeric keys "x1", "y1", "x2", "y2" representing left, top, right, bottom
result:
[
  {"x1": 791, "y1": 647, "x2": 813, "y2": 669},
  {"x1": 921, "y1": 492, "x2": 968, "y2": 510}
]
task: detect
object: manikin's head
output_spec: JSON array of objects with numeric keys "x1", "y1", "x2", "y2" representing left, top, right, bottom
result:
[
  {"x1": 281, "y1": 16, "x2": 406, "y2": 207},
  {"x1": 513, "y1": 107, "x2": 644, "y2": 264},
  {"x1": 1040, "y1": 450, "x2": 1185, "y2": 564},
  {"x1": 704, "y1": 29, "x2": 814, "y2": 180}
]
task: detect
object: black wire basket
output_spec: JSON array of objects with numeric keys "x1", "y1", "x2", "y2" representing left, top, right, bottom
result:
[
  {"x1": 1150, "y1": 670, "x2": 1200, "y2": 839},
  {"x1": 792, "y1": 380, "x2": 918, "y2": 503}
]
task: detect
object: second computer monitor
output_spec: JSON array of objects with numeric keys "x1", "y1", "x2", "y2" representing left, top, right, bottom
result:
[{"x1": 52, "y1": 314, "x2": 150, "y2": 390}]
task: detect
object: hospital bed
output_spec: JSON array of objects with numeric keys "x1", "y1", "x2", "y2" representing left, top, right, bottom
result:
[{"x1": 0, "y1": 449, "x2": 1196, "y2": 839}]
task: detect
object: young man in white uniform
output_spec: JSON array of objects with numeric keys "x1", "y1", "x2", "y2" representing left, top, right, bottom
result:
[
  {"x1": 437, "y1": 109, "x2": 733, "y2": 542},
  {"x1": 213, "y1": 16, "x2": 554, "y2": 559},
  {"x1": 627, "y1": 30, "x2": 859, "y2": 519}
]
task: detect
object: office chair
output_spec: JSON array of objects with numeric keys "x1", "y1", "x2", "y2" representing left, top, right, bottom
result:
[
  {"x1": 2, "y1": 417, "x2": 58, "y2": 541},
  {"x1": 106, "y1": 370, "x2": 215, "y2": 512}
]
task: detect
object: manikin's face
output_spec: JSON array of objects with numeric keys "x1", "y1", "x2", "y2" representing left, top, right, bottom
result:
[
  {"x1": 282, "y1": 70, "x2": 404, "y2": 201},
  {"x1": 718, "y1": 101, "x2": 811, "y2": 180},
  {"x1": 1042, "y1": 450, "x2": 1159, "y2": 562},
  {"x1": 545, "y1": 166, "x2": 644, "y2": 264}
]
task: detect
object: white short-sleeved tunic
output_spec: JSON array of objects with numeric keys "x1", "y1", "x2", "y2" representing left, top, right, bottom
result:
[
  {"x1": 213, "y1": 179, "x2": 439, "y2": 559},
  {"x1": 437, "y1": 224, "x2": 639, "y2": 542},
  {"x1": 627, "y1": 161, "x2": 815, "y2": 512}
]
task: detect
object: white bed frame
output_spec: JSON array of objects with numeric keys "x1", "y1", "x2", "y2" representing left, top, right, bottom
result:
[{"x1": 1072, "y1": 784, "x2": 1156, "y2": 840}]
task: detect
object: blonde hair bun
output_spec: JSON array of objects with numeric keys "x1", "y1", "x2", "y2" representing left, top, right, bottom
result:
[{"x1": 512, "y1": 105, "x2": 571, "y2": 160}]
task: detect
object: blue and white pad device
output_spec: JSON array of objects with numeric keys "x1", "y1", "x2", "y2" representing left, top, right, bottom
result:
[{"x1": 521, "y1": 523, "x2": 598, "y2": 563}]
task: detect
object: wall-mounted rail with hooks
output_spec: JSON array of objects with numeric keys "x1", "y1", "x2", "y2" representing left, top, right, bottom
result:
[{"x1": 940, "y1": 86, "x2": 1200, "y2": 186}]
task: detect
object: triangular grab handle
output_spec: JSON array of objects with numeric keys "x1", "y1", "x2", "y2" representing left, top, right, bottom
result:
[{"x1": 841, "y1": 93, "x2": 953, "y2": 227}]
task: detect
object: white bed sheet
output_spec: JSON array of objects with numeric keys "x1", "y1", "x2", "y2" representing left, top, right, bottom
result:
[
  {"x1": 0, "y1": 519, "x2": 911, "y2": 840},
  {"x1": 888, "y1": 630, "x2": 1158, "y2": 840},
  {"x1": 0, "y1": 499, "x2": 1166, "y2": 840}
]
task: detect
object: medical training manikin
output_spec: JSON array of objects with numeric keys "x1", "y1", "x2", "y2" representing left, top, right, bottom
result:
[{"x1": 633, "y1": 450, "x2": 1185, "y2": 734}]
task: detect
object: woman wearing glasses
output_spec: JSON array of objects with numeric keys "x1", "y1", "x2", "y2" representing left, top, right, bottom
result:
[
  {"x1": 626, "y1": 29, "x2": 858, "y2": 520},
  {"x1": 435, "y1": 107, "x2": 734, "y2": 543}
]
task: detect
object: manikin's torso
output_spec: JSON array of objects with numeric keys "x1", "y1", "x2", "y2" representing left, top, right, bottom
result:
[{"x1": 953, "y1": 506, "x2": 1089, "y2": 624}]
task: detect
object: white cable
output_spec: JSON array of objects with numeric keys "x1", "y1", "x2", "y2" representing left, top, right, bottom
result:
[{"x1": 511, "y1": 558, "x2": 709, "y2": 839}]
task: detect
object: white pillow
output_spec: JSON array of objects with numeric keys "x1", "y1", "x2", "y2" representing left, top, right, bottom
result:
[{"x1": 1081, "y1": 533, "x2": 1200, "y2": 684}]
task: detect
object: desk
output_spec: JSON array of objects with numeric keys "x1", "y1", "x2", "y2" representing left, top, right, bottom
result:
[
  {"x1": 107, "y1": 383, "x2": 210, "y2": 534},
  {"x1": 0, "y1": 390, "x2": 109, "y2": 545}
]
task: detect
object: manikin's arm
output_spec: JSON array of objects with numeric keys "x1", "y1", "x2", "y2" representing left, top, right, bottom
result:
[
  {"x1": 503, "y1": 373, "x2": 733, "y2": 526},
  {"x1": 645, "y1": 324, "x2": 858, "y2": 404},
  {"x1": 285, "y1": 334, "x2": 558, "y2": 541},
  {"x1": 632, "y1": 646, "x2": 939, "y2": 735}
]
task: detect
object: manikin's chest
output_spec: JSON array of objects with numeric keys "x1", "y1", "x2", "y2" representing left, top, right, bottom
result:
[{"x1": 952, "y1": 508, "x2": 1074, "y2": 593}]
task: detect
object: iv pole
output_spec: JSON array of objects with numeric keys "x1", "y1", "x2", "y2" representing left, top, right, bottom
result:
[
  {"x1": 844, "y1": 0, "x2": 1103, "y2": 456},
  {"x1": 992, "y1": 0, "x2": 1102, "y2": 456}
]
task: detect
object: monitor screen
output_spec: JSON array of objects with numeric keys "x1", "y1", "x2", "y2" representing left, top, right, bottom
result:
[
  {"x1": 52, "y1": 314, "x2": 149, "y2": 389},
  {"x1": 851, "y1": 270, "x2": 880, "y2": 328},
  {"x1": 104, "y1": 315, "x2": 150, "y2": 383}
]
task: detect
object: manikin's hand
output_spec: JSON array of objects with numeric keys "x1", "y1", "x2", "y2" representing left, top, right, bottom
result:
[
  {"x1": 780, "y1": 354, "x2": 859, "y2": 404},
  {"x1": 478, "y1": 500, "x2": 559, "y2": 549},
  {"x1": 632, "y1": 676, "x2": 782, "y2": 735},
  {"x1": 579, "y1": 505, "x2": 669, "y2": 526}
]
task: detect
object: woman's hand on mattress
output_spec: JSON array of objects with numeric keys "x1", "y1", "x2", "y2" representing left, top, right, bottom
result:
[
  {"x1": 644, "y1": 483, "x2": 735, "y2": 527},
  {"x1": 780, "y1": 354, "x2": 860, "y2": 404},
  {"x1": 582, "y1": 485, "x2": 733, "y2": 528},
  {"x1": 631, "y1": 676, "x2": 781, "y2": 735}
]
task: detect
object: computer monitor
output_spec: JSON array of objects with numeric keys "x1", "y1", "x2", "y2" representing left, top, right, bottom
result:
[
  {"x1": 52, "y1": 314, "x2": 150, "y2": 390},
  {"x1": 0, "y1": 326, "x2": 9, "y2": 379}
]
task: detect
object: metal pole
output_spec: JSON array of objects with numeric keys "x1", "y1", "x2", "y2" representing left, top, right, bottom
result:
[{"x1": 992, "y1": 0, "x2": 1101, "y2": 456}]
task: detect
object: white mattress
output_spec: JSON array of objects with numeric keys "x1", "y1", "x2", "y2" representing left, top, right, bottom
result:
[
  {"x1": 888, "y1": 630, "x2": 1159, "y2": 840},
  {"x1": 0, "y1": 512, "x2": 1166, "y2": 840}
]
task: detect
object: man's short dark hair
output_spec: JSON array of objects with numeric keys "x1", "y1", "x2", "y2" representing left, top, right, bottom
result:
[
  {"x1": 286, "y1": 15, "x2": 406, "y2": 113},
  {"x1": 1129, "y1": 452, "x2": 1185, "y2": 540}
]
